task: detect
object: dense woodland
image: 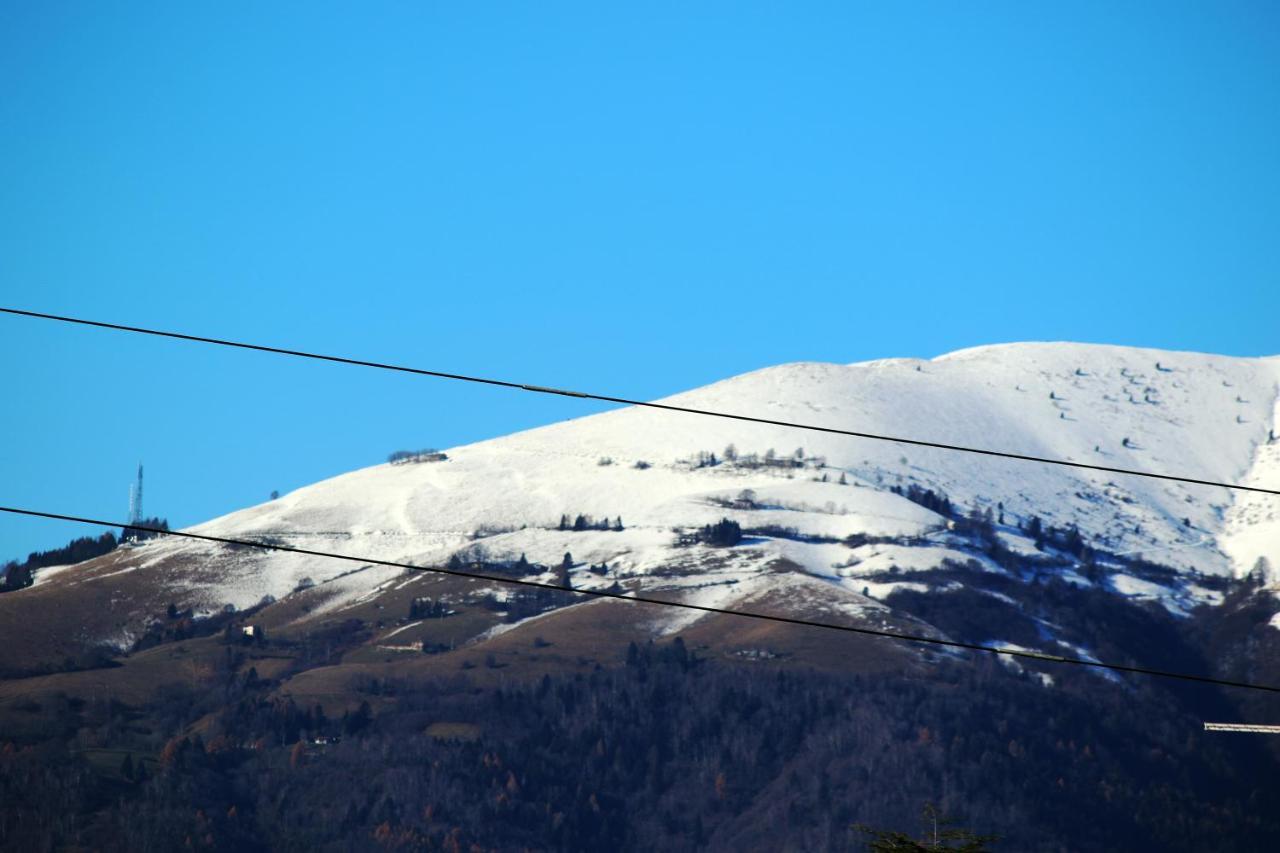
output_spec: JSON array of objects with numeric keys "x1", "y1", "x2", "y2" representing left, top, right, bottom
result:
[{"x1": 2, "y1": 631, "x2": 1279, "y2": 852}]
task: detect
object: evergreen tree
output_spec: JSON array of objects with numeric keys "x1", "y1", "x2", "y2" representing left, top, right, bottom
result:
[
  {"x1": 1062, "y1": 525, "x2": 1086, "y2": 558},
  {"x1": 344, "y1": 701, "x2": 372, "y2": 736},
  {"x1": 699, "y1": 518, "x2": 742, "y2": 547},
  {"x1": 671, "y1": 636, "x2": 689, "y2": 668},
  {"x1": 1082, "y1": 549, "x2": 1102, "y2": 583},
  {"x1": 856, "y1": 803, "x2": 999, "y2": 852},
  {"x1": 1, "y1": 563, "x2": 32, "y2": 591},
  {"x1": 1026, "y1": 515, "x2": 1044, "y2": 549}
]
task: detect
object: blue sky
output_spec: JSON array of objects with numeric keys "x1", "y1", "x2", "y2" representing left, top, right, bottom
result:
[{"x1": 3, "y1": 2, "x2": 1278, "y2": 559}]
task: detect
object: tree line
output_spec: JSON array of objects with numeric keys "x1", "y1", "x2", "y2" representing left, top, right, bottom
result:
[
  {"x1": 0, "y1": 525, "x2": 169, "y2": 593},
  {"x1": 558, "y1": 514, "x2": 624, "y2": 532},
  {"x1": 387, "y1": 449, "x2": 448, "y2": 465}
]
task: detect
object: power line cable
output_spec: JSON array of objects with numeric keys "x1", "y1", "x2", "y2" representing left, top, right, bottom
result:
[
  {"x1": 3, "y1": 306, "x2": 1276, "y2": 497},
  {"x1": 3, "y1": 504, "x2": 1277, "y2": 695}
]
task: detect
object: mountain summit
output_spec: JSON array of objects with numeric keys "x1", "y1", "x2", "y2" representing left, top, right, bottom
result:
[{"x1": 5, "y1": 342, "x2": 1279, "y2": 673}]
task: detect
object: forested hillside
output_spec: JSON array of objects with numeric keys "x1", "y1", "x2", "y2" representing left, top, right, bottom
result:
[{"x1": 3, "y1": 628, "x2": 1279, "y2": 852}]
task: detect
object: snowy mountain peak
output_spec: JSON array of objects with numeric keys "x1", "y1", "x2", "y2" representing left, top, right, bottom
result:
[
  {"x1": 128, "y1": 341, "x2": 1276, "y2": 616},
  {"x1": 21, "y1": 342, "x2": 1280, "y2": 650}
]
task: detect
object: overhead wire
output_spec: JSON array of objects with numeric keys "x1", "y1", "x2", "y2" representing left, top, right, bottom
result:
[{"x1": 3, "y1": 306, "x2": 1276, "y2": 496}]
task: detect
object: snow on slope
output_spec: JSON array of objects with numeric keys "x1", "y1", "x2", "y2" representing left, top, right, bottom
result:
[
  {"x1": 118, "y1": 342, "x2": 1280, "y2": 613},
  {"x1": 1222, "y1": 391, "x2": 1280, "y2": 580}
]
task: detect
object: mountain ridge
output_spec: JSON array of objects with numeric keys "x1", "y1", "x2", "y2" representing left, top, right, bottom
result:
[{"x1": 4, "y1": 340, "x2": 1279, "y2": 672}]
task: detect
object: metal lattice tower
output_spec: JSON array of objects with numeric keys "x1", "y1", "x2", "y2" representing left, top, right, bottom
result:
[{"x1": 128, "y1": 463, "x2": 143, "y2": 525}]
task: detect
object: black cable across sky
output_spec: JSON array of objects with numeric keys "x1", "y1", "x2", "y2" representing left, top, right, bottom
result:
[
  {"x1": 3, "y1": 306, "x2": 1276, "y2": 496},
  {"x1": 2, "y1": 505, "x2": 1277, "y2": 695}
]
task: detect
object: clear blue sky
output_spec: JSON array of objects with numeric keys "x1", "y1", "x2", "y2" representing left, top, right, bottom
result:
[{"x1": 3, "y1": 2, "x2": 1278, "y2": 559}]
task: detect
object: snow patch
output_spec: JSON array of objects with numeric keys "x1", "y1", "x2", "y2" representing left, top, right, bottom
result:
[{"x1": 1110, "y1": 574, "x2": 1174, "y2": 599}]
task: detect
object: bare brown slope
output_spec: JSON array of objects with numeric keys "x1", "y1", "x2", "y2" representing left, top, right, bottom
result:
[{"x1": 0, "y1": 548, "x2": 155, "y2": 673}]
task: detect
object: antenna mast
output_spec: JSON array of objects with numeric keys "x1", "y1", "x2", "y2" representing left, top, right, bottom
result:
[
  {"x1": 135, "y1": 463, "x2": 143, "y2": 524},
  {"x1": 127, "y1": 463, "x2": 144, "y2": 529}
]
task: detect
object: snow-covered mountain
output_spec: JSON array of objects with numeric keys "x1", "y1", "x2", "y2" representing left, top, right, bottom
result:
[{"x1": 13, "y1": 342, "x2": 1280, "y2": 662}]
